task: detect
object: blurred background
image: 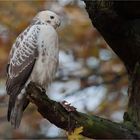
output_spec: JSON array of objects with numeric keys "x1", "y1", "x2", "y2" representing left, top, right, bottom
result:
[{"x1": 0, "y1": 0, "x2": 128, "y2": 139}]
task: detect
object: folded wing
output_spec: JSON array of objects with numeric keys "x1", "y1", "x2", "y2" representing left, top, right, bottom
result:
[{"x1": 6, "y1": 25, "x2": 40, "y2": 123}]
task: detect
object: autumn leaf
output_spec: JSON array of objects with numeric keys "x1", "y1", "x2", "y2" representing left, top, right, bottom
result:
[{"x1": 67, "y1": 126, "x2": 84, "y2": 140}]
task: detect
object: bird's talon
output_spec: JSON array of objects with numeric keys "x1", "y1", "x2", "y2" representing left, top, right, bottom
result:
[
  {"x1": 36, "y1": 85, "x2": 46, "y2": 93},
  {"x1": 41, "y1": 88, "x2": 46, "y2": 93}
]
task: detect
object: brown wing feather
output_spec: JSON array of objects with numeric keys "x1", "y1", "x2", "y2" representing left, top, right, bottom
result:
[
  {"x1": 6, "y1": 25, "x2": 40, "y2": 121},
  {"x1": 7, "y1": 60, "x2": 36, "y2": 121}
]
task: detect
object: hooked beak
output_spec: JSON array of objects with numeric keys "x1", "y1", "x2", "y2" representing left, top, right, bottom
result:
[
  {"x1": 54, "y1": 21, "x2": 61, "y2": 29},
  {"x1": 56, "y1": 21, "x2": 61, "y2": 27}
]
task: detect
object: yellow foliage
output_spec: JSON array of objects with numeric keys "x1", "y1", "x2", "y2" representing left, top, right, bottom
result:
[{"x1": 67, "y1": 126, "x2": 84, "y2": 140}]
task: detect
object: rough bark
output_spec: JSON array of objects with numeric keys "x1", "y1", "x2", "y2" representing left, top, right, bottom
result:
[
  {"x1": 84, "y1": 0, "x2": 140, "y2": 129},
  {"x1": 27, "y1": 82, "x2": 140, "y2": 139}
]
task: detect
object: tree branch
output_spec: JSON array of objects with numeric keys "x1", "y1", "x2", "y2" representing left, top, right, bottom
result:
[{"x1": 26, "y1": 82, "x2": 140, "y2": 139}]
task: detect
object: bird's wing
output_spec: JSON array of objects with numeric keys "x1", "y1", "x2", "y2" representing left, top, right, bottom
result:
[{"x1": 6, "y1": 25, "x2": 40, "y2": 120}]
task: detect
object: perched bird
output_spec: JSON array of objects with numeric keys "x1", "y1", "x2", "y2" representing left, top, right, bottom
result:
[{"x1": 6, "y1": 10, "x2": 61, "y2": 128}]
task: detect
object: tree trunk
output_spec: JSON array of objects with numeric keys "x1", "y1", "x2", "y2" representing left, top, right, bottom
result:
[{"x1": 84, "y1": 0, "x2": 140, "y2": 129}]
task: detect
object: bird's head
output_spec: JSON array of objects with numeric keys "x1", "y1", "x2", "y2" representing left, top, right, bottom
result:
[{"x1": 35, "y1": 10, "x2": 61, "y2": 29}]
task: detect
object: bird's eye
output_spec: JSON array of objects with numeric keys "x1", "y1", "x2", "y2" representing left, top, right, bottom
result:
[{"x1": 50, "y1": 16, "x2": 54, "y2": 19}]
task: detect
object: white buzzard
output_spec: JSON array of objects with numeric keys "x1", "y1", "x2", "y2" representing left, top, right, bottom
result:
[{"x1": 6, "y1": 10, "x2": 61, "y2": 128}]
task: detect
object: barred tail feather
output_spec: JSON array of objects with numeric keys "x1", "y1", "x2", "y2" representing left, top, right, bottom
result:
[
  {"x1": 7, "y1": 91, "x2": 28, "y2": 128},
  {"x1": 10, "y1": 101, "x2": 24, "y2": 128},
  {"x1": 7, "y1": 87, "x2": 21, "y2": 122}
]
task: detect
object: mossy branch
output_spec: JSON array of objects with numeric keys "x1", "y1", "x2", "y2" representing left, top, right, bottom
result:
[{"x1": 26, "y1": 82, "x2": 140, "y2": 139}]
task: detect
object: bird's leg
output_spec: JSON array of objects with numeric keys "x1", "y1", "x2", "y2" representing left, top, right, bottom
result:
[
  {"x1": 40, "y1": 87, "x2": 46, "y2": 93},
  {"x1": 35, "y1": 84, "x2": 46, "y2": 93}
]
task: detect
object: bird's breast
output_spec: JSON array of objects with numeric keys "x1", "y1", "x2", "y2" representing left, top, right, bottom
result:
[{"x1": 30, "y1": 47, "x2": 58, "y2": 89}]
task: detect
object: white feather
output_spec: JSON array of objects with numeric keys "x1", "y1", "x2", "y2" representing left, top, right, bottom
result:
[{"x1": 30, "y1": 24, "x2": 59, "y2": 89}]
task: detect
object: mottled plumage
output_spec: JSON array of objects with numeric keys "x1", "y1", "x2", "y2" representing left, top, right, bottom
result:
[{"x1": 6, "y1": 10, "x2": 61, "y2": 128}]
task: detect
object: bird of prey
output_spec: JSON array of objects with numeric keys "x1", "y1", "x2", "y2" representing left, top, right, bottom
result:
[{"x1": 6, "y1": 10, "x2": 61, "y2": 128}]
